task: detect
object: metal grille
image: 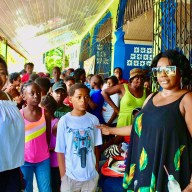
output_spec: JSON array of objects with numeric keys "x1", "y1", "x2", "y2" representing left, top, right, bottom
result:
[
  {"x1": 176, "y1": 0, "x2": 192, "y2": 63},
  {"x1": 79, "y1": 35, "x2": 91, "y2": 68},
  {"x1": 92, "y1": 18, "x2": 112, "y2": 78},
  {"x1": 94, "y1": 33, "x2": 112, "y2": 78},
  {"x1": 153, "y1": 0, "x2": 192, "y2": 64},
  {"x1": 124, "y1": 0, "x2": 153, "y2": 22}
]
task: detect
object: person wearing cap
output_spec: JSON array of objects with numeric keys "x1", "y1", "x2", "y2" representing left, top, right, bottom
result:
[
  {"x1": 102, "y1": 68, "x2": 150, "y2": 144},
  {"x1": 51, "y1": 81, "x2": 72, "y2": 119}
]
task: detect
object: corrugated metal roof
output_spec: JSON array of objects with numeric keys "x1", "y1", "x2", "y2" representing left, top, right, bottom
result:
[{"x1": 0, "y1": 0, "x2": 115, "y2": 57}]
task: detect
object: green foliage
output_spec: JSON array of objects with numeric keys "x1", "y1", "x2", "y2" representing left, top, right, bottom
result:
[
  {"x1": 64, "y1": 55, "x2": 69, "y2": 68},
  {"x1": 45, "y1": 47, "x2": 64, "y2": 74},
  {"x1": 66, "y1": 39, "x2": 80, "y2": 47}
]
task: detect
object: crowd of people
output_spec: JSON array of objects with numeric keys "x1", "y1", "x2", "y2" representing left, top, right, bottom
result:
[{"x1": 0, "y1": 49, "x2": 192, "y2": 192}]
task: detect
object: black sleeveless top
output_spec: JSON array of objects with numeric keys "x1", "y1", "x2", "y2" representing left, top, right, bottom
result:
[{"x1": 123, "y1": 92, "x2": 192, "y2": 191}]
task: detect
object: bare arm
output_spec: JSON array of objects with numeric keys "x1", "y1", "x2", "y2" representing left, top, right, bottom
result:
[
  {"x1": 95, "y1": 146, "x2": 100, "y2": 172},
  {"x1": 44, "y1": 110, "x2": 51, "y2": 145},
  {"x1": 52, "y1": 122, "x2": 58, "y2": 137},
  {"x1": 57, "y1": 153, "x2": 66, "y2": 177},
  {"x1": 183, "y1": 178, "x2": 192, "y2": 192},
  {"x1": 97, "y1": 124, "x2": 132, "y2": 136},
  {"x1": 101, "y1": 84, "x2": 124, "y2": 113},
  {"x1": 179, "y1": 92, "x2": 192, "y2": 191},
  {"x1": 88, "y1": 98, "x2": 98, "y2": 110},
  {"x1": 181, "y1": 92, "x2": 192, "y2": 136}
]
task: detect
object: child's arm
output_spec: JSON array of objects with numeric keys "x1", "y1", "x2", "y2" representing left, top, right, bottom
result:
[
  {"x1": 89, "y1": 91, "x2": 104, "y2": 110},
  {"x1": 94, "y1": 146, "x2": 100, "y2": 172},
  {"x1": 52, "y1": 122, "x2": 58, "y2": 137},
  {"x1": 101, "y1": 84, "x2": 124, "y2": 114},
  {"x1": 88, "y1": 98, "x2": 98, "y2": 110},
  {"x1": 57, "y1": 152, "x2": 66, "y2": 177},
  {"x1": 44, "y1": 110, "x2": 51, "y2": 145}
]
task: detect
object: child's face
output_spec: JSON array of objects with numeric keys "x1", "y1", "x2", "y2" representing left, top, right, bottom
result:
[
  {"x1": 80, "y1": 73, "x2": 86, "y2": 83},
  {"x1": 66, "y1": 80, "x2": 75, "y2": 92},
  {"x1": 70, "y1": 88, "x2": 90, "y2": 112},
  {"x1": 52, "y1": 68, "x2": 61, "y2": 80},
  {"x1": 114, "y1": 68, "x2": 122, "y2": 79},
  {"x1": 52, "y1": 89, "x2": 67, "y2": 104},
  {"x1": 144, "y1": 81, "x2": 150, "y2": 89},
  {"x1": 14, "y1": 76, "x2": 21, "y2": 87},
  {"x1": 107, "y1": 79, "x2": 115, "y2": 88},
  {"x1": 23, "y1": 84, "x2": 41, "y2": 106},
  {"x1": 90, "y1": 76, "x2": 97, "y2": 88},
  {"x1": 26, "y1": 65, "x2": 33, "y2": 74}
]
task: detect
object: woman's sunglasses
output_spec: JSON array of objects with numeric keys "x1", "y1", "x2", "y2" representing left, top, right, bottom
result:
[{"x1": 152, "y1": 66, "x2": 176, "y2": 77}]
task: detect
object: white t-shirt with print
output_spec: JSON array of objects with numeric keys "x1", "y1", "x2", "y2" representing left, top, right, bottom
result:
[
  {"x1": 55, "y1": 112, "x2": 102, "y2": 181},
  {"x1": 102, "y1": 93, "x2": 120, "y2": 124}
]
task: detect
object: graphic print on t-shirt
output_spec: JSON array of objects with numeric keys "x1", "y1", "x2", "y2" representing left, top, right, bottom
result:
[{"x1": 67, "y1": 126, "x2": 93, "y2": 168}]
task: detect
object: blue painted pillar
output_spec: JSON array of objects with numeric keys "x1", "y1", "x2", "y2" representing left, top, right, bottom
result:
[
  {"x1": 114, "y1": 28, "x2": 125, "y2": 70},
  {"x1": 113, "y1": 0, "x2": 128, "y2": 75}
]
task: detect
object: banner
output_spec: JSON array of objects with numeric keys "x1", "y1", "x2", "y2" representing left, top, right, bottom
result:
[{"x1": 83, "y1": 55, "x2": 95, "y2": 75}]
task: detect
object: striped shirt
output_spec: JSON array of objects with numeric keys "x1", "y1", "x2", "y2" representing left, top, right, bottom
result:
[{"x1": 20, "y1": 108, "x2": 49, "y2": 163}]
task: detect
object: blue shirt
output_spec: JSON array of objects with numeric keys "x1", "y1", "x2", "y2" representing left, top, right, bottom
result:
[{"x1": 89, "y1": 89, "x2": 105, "y2": 124}]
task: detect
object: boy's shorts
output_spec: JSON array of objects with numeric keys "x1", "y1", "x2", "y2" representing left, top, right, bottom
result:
[{"x1": 60, "y1": 174, "x2": 99, "y2": 192}]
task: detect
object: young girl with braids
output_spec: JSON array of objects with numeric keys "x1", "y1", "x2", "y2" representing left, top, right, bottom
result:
[
  {"x1": 41, "y1": 94, "x2": 61, "y2": 192},
  {"x1": 20, "y1": 81, "x2": 52, "y2": 192}
]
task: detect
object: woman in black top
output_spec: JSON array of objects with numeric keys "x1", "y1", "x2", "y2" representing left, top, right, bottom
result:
[{"x1": 98, "y1": 50, "x2": 192, "y2": 191}]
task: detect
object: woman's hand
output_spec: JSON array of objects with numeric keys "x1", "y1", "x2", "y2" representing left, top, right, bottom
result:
[{"x1": 96, "y1": 124, "x2": 111, "y2": 135}]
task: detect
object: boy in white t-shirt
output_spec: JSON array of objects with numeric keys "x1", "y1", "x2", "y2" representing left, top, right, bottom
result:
[{"x1": 55, "y1": 83, "x2": 102, "y2": 192}]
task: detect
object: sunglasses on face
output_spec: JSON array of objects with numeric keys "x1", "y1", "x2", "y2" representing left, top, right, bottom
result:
[{"x1": 152, "y1": 66, "x2": 176, "y2": 77}]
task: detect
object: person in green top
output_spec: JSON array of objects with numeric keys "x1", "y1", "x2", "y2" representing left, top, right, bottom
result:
[
  {"x1": 51, "y1": 81, "x2": 72, "y2": 118},
  {"x1": 102, "y1": 68, "x2": 150, "y2": 143}
]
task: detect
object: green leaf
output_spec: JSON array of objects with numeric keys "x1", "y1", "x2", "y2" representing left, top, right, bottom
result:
[
  {"x1": 138, "y1": 187, "x2": 150, "y2": 192},
  {"x1": 123, "y1": 172, "x2": 129, "y2": 189},
  {"x1": 150, "y1": 173, "x2": 156, "y2": 192},
  {"x1": 123, "y1": 164, "x2": 136, "y2": 189},
  {"x1": 135, "y1": 113, "x2": 143, "y2": 137},
  {"x1": 139, "y1": 147, "x2": 148, "y2": 171},
  {"x1": 174, "y1": 145, "x2": 186, "y2": 171}
]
